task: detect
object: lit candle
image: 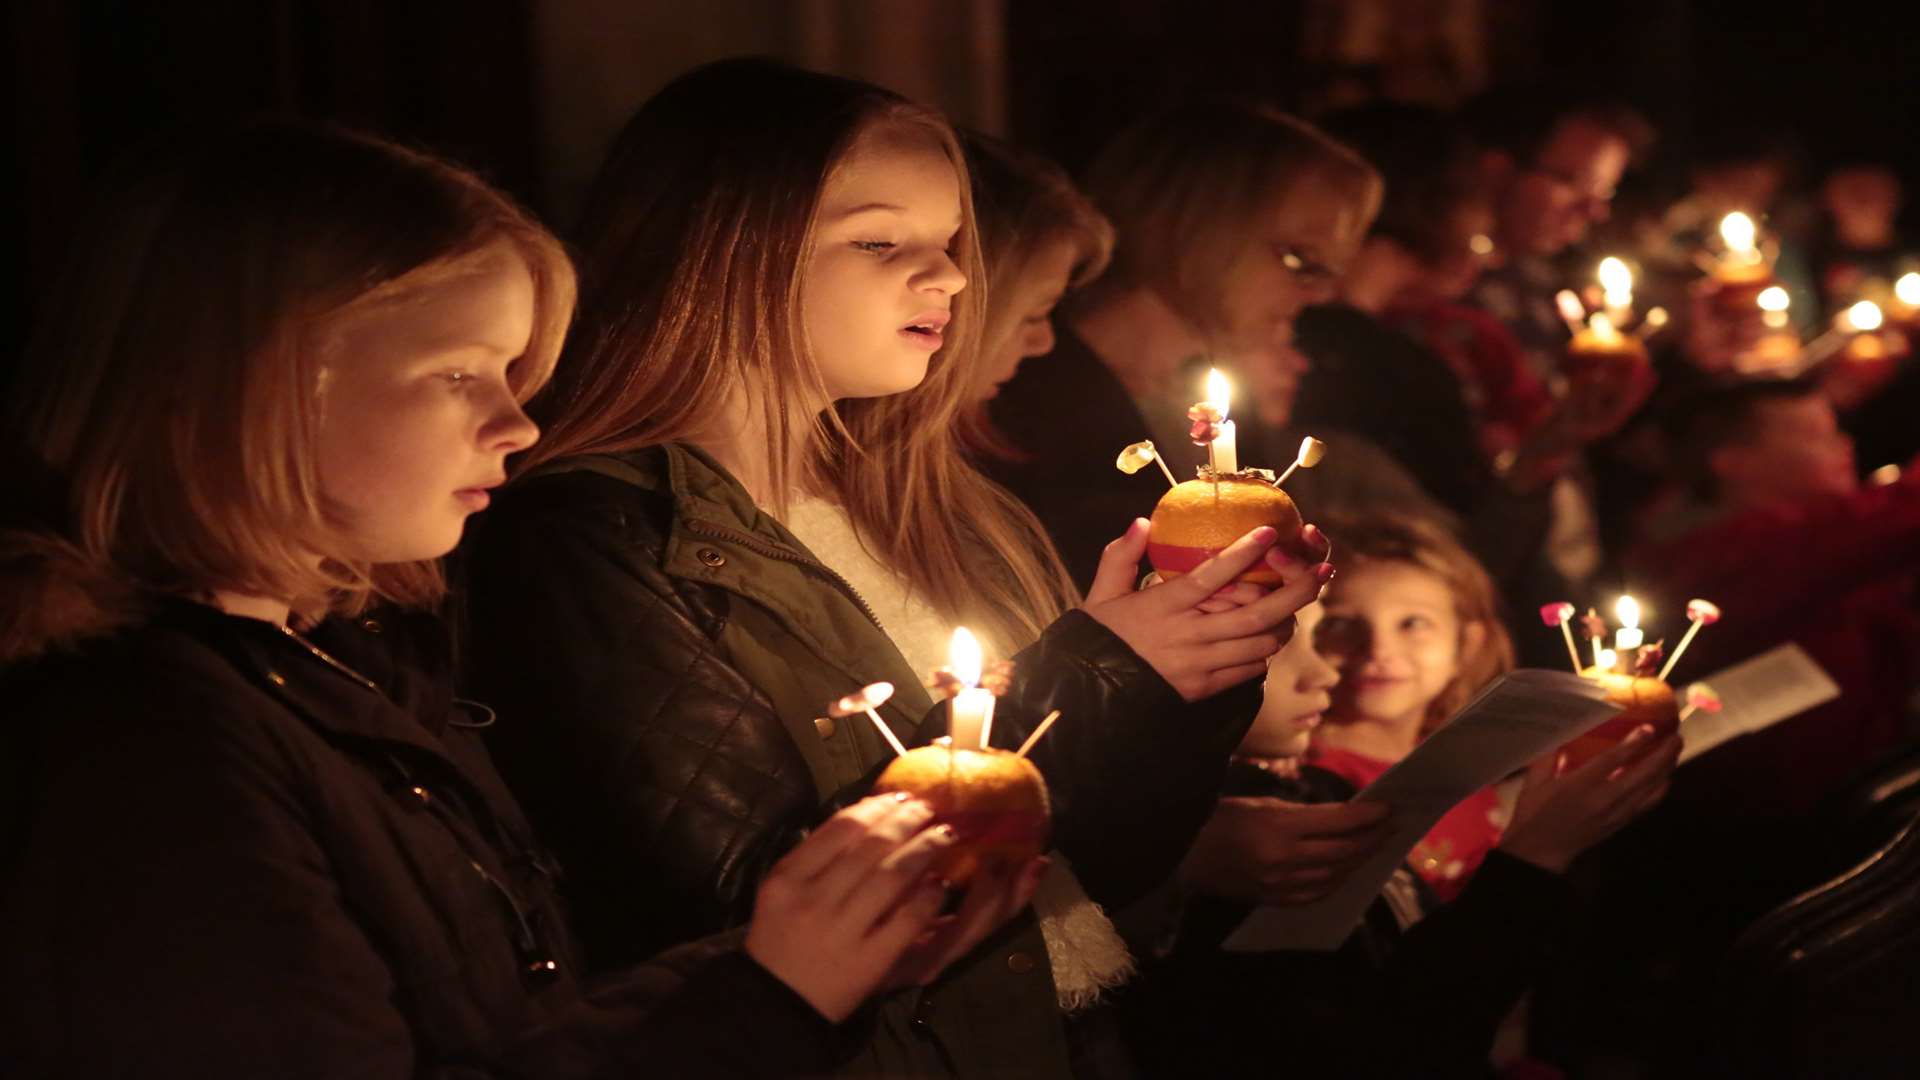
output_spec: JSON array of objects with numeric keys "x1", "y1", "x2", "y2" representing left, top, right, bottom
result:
[
  {"x1": 1757, "y1": 285, "x2": 1791, "y2": 330},
  {"x1": 1894, "y1": 272, "x2": 1920, "y2": 315},
  {"x1": 1598, "y1": 256, "x2": 1634, "y2": 325},
  {"x1": 945, "y1": 627, "x2": 995, "y2": 749},
  {"x1": 1205, "y1": 368, "x2": 1237, "y2": 474},
  {"x1": 1845, "y1": 300, "x2": 1884, "y2": 333},
  {"x1": 1719, "y1": 212, "x2": 1760, "y2": 265},
  {"x1": 1613, "y1": 594, "x2": 1644, "y2": 652}
]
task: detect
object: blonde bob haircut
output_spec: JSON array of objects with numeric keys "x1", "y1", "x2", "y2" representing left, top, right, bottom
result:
[
  {"x1": 1078, "y1": 99, "x2": 1381, "y2": 333},
  {"x1": 1, "y1": 123, "x2": 574, "y2": 661},
  {"x1": 526, "y1": 59, "x2": 1080, "y2": 648}
]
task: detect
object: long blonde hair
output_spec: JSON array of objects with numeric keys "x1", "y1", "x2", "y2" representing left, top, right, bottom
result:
[
  {"x1": 958, "y1": 130, "x2": 1115, "y2": 457},
  {"x1": 0, "y1": 123, "x2": 574, "y2": 662},
  {"x1": 523, "y1": 59, "x2": 1079, "y2": 646}
]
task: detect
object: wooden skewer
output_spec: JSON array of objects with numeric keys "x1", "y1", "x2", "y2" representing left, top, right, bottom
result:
[
  {"x1": 864, "y1": 708, "x2": 908, "y2": 757},
  {"x1": 1015, "y1": 710, "x2": 1062, "y2": 759}
]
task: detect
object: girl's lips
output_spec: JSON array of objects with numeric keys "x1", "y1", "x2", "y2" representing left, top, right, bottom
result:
[
  {"x1": 1292, "y1": 711, "x2": 1324, "y2": 730},
  {"x1": 454, "y1": 489, "x2": 492, "y2": 510},
  {"x1": 898, "y1": 326, "x2": 945, "y2": 350}
]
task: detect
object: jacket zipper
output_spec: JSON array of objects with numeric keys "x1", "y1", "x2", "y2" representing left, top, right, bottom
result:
[{"x1": 683, "y1": 518, "x2": 890, "y2": 634}]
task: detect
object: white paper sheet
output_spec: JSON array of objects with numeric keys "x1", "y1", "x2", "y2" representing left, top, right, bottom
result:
[
  {"x1": 1221, "y1": 669, "x2": 1622, "y2": 953},
  {"x1": 1677, "y1": 643, "x2": 1842, "y2": 764}
]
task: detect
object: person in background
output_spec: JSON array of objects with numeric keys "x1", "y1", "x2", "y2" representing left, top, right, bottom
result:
[
  {"x1": 1291, "y1": 104, "x2": 1651, "y2": 664},
  {"x1": 1122, "y1": 547, "x2": 1676, "y2": 1078},
  {"x1": 954, "y1": 129, "x2": 1114, "y2": 432},
  {"x1": 985, "y1": 98, "x2": 1407, "y2": 591}
]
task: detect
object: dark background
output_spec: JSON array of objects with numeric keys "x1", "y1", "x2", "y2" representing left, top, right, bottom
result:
[{"x1": 7, "y1": 0, "x2": 1918, "y2": 392}]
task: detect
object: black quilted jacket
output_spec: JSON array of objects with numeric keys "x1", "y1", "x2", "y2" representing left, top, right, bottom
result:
[{"x1": 457, "y1": 444, "x2": 1261, "y2": 1077}]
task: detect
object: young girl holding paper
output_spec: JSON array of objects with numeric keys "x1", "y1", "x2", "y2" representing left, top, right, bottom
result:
[
  {"x1": 459, "y1": 59, "x2": 1329, "y2": 1076},
  {"x1": 1125, "y1": 528, "x2": 1680, "y2": 1076}
]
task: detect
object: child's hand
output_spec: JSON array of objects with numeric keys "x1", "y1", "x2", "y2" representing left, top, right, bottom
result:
[
  {"x1": 1080, "y1": 518, "x2": 1334, "y2": 701},
  {"x1": 883, "y1": 855, "x2": 1049, "y2": 990},
  {"x1": 1497, "y1": 725, "x2": 1681, "y2": 874},
  {"x1": 744, "y1": 794, "x2": 964, "y2": 1020},
  {"x1": 1178, "y1": 797, "x2": 1392, "y2": 905}
]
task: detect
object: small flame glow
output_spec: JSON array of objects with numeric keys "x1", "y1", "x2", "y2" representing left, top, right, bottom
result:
[
  {"x1": 1556, "y1": 290, "x2": 1587, "y2": 325},
  {"x1": 1756, "y1": 286, "x2": 1791, "y2": 312},
  {"x1": 1845, "y1": 300, "x2": 1885, "y2": 333},
  {"x1": 1470, "y1": 233, "x2": 1495, "y2": 256},
  {"x1": 1587, "y1": 312, "x2": 1618, "y2": 338},
  {"x1": 1205, "y1": 368, "x2": 1232, "y2": 420},
  {"x1": 1598, "y1": 257, "x2": 1633, "y2": 299},
  {"x1": 1597, "y1": 648, "x2": 1619, "y2": 670},
  {"x1": 1719, "y1": 212, "x2": 1757, "y2": 254},
  {"x1": 1615, "y1": 595, "x2": 1640, "y2": 630},
  {"x1": 948, "y1": 627, "x2": 983, "y2": 688},
  {"x1": 1870, "y1": 463, "x2": 1903, "y2": 487},
  {"x1": 1643, "y1": 307, "x2": 1669, "y2": 329},
  {"x1": 1896, "y1": 273, "x2": 1920, "y2": 307}
]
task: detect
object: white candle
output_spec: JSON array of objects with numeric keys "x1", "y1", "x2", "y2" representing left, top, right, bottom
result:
[
  {"x1": 945, "y1": 627, "x2": 994, "y2": 749},
  {"x1": 1205, "y1": 368, "x2": 1237, "y2": 474},
  {"x1": 1213, "y1": 420, "x2": 1238, "y2": 474},
  {"x1": 1615, "y1": 627, "x2": 1644, "y2": 651}
]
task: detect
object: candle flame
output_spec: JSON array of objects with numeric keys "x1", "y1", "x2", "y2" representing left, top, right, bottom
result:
[
  {"x1": 948, "y1": 627, "x2": 983, "y2": 687},
  {"x1": 1756, "y1": 286, "x2": 1791, "y2": 312},
  {"x1": 1643, "y1": 307, "x2": 1669, "y2": 330},
  {"x1": 1896, "y1": 272, "x2": 1920, "y2": 307},
  {"x1": 1845, "y1": 300, "x2": 1884, "y2": 333},
  {"x1": 1598, "y1": 256, "x2": 1633, "y2": 298},
  {"x1": 1555, "y1": 290, "x2": 1587, "y2": 325},
  {"x1": 1719, "y1": 212, "x2": 1757, "y2": 255},
  {"x1": 1597, "y1": 648, "x2": 1618, "y2": 670},
  {"x1": 1615, "y1": 594, "x2": 1640, "y2": 630},
  {"x1": 1205, "y1": 368, "x2": 1232, "y2": 420}
]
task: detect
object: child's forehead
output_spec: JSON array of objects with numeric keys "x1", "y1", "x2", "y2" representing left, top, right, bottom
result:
[
  {"x1": 820, "y1": 126, "x2": 962, "y2": 219},
  {"x1": 1328, "y1": 559, "x2": 1453, "y2": 607}
]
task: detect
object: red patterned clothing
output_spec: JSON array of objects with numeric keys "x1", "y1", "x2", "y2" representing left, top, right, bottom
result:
[{"x1": 1307, "y1": 744, "x2": 1507, "y2": 902}]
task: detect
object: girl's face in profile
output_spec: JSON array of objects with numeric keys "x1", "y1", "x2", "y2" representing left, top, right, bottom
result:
[
  {"x1": 314, "y1": 246, "x2": 540, "y2": 564},
  {"x1": 1241, "y1": 602, "x2": 1340, "y2": 759},
  {"x1": 802, "y1": 125, "x2": 969, "y2": 402},
  {"x1": 1316, "y1": 560, "x2": 1479, "y2": 734},
  {"x1": 976, "y1": 233, "x2": 1079, "y2": 401}
]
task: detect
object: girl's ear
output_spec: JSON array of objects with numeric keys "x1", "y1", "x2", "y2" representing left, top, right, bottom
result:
[{"x1": 1459, "y1": 618, "x2": 1488, "y2": 663}]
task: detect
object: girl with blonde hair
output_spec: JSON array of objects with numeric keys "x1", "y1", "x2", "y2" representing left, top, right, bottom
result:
[
  {"x1": 0, "y1": 122, "x2": 1027, "y2": 1076},
  {"x1": 461, "y1": 58, "x2": 1328, "y2": 1075}
]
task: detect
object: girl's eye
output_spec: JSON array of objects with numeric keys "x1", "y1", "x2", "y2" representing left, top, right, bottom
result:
[
  {"x1": 852, "y1": 240, "x2": 895, "y2": 254},
  {"x1": 441, "y1": 371, "x2": 475, "y2": 387},
  {"x1": 1401, "y1": 615, "x2": 1434, "y2": 633}
]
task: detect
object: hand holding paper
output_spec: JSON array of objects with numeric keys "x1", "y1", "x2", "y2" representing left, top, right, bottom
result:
[{"x1": 1222, "y1": 669, "x2": 1623, "y2": 952}]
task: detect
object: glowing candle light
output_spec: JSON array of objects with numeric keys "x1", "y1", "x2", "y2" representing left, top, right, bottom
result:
[
  {"x1": 1720, "y1": 212, "x2": 1759, "y2": 261},
  {"x1": 1845, "y1": 300, "x2": 1884, "y2": 333},
  {"x1": 945, "y1": 627, "x2": 995, "y2": 749},
  {"x1": 1614, "y1": 594, "x2": 1644, "y2": 652},
  {"x1": 1205, "y1": 368, "x2": 1237, "y2": 474},
  {"x1": 1598, "y1": 256, "x2": 1634, "y2": 323},
  {"x1": 1895, "y1": 272, "x2": 1920, "y2": 310}
]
